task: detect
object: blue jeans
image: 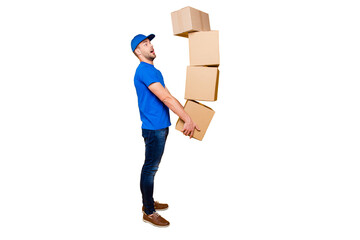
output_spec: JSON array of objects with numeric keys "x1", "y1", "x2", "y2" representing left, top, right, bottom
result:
[{"x1": 141, "y1": 127, "x2": 169, "y2": 215}]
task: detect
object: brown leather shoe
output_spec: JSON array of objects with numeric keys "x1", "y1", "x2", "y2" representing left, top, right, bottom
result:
[
  {"x1": 142, "y1": 201, "x2": 169, "y2": 212},
  {"x1": 143, "y1": 212, "x2": 170, "y2": 227}
]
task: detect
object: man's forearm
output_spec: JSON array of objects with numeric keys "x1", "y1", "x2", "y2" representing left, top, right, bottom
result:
[{"x1": 163, "y1": 96, "x2": 191, "y2": 123}]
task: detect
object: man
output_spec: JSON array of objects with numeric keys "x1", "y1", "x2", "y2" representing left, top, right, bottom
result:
[{"x1": 131, "y1": 33, "x2": 199, "y2": 227}]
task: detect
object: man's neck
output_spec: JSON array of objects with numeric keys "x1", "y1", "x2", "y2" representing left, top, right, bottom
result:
[{"x1": 140, "y1": 59, "x2": 153, "y2": 65}]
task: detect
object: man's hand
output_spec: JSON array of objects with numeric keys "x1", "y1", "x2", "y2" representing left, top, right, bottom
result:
[{"x1": 182, "y1": 119, "x2": 200, "y2": 139}]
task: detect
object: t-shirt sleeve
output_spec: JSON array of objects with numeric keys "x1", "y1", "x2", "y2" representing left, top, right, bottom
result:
[{"x1": 140, "y1": 67, "x2": 160, "y2": 87}]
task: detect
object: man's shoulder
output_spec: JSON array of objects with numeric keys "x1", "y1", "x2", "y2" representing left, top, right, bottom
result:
[
  {"x1": 137, "y1": 62, "x2": 154, "y2": 69},
  {"x1": 137, "y1": 63, "x2": 160, "y2": 78}
]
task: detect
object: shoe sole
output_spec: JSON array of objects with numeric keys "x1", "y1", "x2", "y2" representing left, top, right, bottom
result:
[{"x1": 143, "y1": 218, "x2": 170, "y2": 228}]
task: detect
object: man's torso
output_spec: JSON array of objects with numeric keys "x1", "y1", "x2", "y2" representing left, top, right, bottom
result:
[{"x1": 134, "y1": 62, "x2": 171, "y2": 130}]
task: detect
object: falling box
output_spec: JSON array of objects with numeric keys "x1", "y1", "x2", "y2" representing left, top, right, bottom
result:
[
  {"x1": 185, "y1": 66, "x2": 219, "y2": 101},
  {"x1": 189, "y1": 30, "x2": 220, "y2": 66},
  {"x1": 171, "y1": 6, "x2": 211, "y2": 38}
]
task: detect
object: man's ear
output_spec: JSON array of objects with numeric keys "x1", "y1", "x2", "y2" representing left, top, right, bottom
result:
[{"x1": 135, "y1": 48, "x2": 141, "y2": 56}]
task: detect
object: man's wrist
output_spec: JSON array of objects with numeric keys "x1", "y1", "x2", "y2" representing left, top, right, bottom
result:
[{"x1": 183, "y1": 115, "x2": 191, "y2": 124}]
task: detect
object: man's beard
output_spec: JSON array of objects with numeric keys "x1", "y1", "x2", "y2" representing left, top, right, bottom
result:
[{"x1": 145, "y1": 52, "x2": 156, "y2": 61}]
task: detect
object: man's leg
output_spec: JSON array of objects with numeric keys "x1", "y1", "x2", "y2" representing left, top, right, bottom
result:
[{"x1": 140, "y1": 127, "x2": 168, "y2": 215}]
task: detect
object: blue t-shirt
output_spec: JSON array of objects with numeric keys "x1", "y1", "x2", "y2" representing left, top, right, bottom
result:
[{"x1": 134, "y1": 62, "x2": 171, "y2": 130}]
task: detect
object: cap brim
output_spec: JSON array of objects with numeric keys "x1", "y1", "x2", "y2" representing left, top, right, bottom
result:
[{"x1": 147, "y1": 34, "x2": 155, "y2": 41}]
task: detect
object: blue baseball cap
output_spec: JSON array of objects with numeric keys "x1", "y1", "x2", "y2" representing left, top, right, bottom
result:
[{"x1": 131, "y1": 34, "x2": 155, "y2": 52}]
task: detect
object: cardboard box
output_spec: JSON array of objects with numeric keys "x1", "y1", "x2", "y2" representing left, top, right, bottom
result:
[
  {"x1": 189, "y1": 30, "x2": 219, "y2": 66},
  {"x1": 185, "y1": 66, "x2": 219, "y2": 101},
  {"x1": 175, "y1": 100, "x2": 215, "y2": 141},
  {"x1": 171, "y1": 6, "x2": 211, "y2": 38}
]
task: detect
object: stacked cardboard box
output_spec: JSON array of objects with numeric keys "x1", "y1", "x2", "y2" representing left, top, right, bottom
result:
[{"x1": 171, "y1": 6, "x2": 220, "y2": 141}]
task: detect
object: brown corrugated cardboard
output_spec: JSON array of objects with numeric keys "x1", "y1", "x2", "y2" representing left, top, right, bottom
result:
[
  {"x1": 189, "y1": 30, "x2": 219, "y2": 66},
  {"x1": 175, "y1": 100, "x2": 215, "y2": 141},
  {"x1": 185, "y1": 66, "x2": 219, "y2": 101},
  {"x1": 171, "y1": 6, "x2": 211, "y2": 38}
]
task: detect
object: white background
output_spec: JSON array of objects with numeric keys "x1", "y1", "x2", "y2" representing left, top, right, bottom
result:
[{"x1": 1, "y1": 0, "x2": 359, "y2": 239}]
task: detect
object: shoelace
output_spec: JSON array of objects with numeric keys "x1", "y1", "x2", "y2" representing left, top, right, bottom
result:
[{"x1": 149, "y1": 212, "x2": 160, "y2": 218}]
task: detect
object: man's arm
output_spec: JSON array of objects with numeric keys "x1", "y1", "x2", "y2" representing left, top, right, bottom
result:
[{"x1": 148, "y1": 82, "x2": 199, "y2": 138}]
